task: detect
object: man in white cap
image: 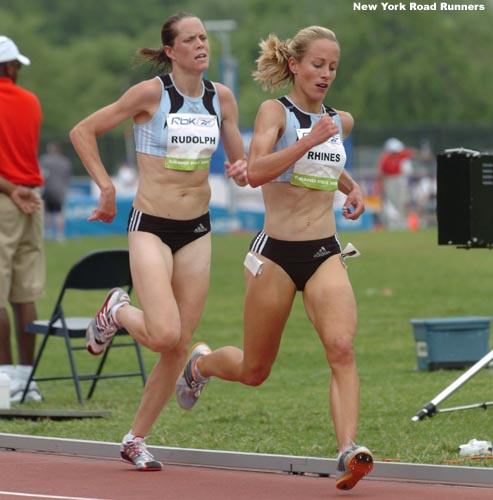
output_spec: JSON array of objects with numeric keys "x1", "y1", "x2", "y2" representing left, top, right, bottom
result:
[{"x1": 0, "y1": 36, "x2": 44, "y2": 402}]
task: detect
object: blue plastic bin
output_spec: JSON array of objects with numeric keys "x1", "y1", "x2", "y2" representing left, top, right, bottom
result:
[{"x1": 410, "y1": 317, "x2": 492, "y2": 371}]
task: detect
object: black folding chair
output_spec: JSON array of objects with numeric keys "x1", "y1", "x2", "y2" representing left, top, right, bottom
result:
[{"x1": 22, "y1": 249, "x2": 147, "y2": 404}]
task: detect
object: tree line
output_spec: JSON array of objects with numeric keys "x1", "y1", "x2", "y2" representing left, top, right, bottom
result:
[{"x1": 2, "y1": 0, "x2": 492, "y2": 168}]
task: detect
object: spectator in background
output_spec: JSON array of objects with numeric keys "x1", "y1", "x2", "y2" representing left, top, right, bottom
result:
[
  {"x1": 0, "y1": 35, "x2": 44, "y2": 402},
  {"x1": 39, "y1": 141, "x2": 72, "y2": 241},
  {"x1": 113, "y1": 163, "x2": 138, "y2": 197},
  {"x1": 377, "y1": 137, "x2": 415, "y2": 230}
]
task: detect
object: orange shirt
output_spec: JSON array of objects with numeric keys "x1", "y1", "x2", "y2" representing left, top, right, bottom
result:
[
  {"x1": 0, "y1": 77, "x2": 43, "y2": 186},
  {"x1": 378, "y1": 149, "x2": 413, "y2": 177}
]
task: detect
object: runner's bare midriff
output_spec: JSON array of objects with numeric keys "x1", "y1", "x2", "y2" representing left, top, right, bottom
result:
[
  {"x1": 261, "y1": 182, "x2": 336, "y2": 240},
  {"x1": 133, "y1": 152, "x2": 211, "y2": 220}
]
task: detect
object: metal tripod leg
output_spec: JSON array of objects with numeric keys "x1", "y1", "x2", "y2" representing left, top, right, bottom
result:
[{"x1": 412, "y1": 349, "x2": 493, "y2": 421}]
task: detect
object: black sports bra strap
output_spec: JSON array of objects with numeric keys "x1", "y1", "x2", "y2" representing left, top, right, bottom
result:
[
  {"x1": 277, "y1": 96, "x2": 312, "y2": 129},
  {"x1": 159, "y1": 74, "x2": 184, "y2": 114},
  {"x1": 323, "y1": 104, "x2": 337, "y2": 117},
  {"x1": 202, "y1": 79, "x2": 218, "y2": 118}
]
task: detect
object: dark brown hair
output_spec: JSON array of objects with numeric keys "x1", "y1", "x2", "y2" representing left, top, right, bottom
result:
[{"x1": 137, "y1": 12, "x2": 198, "y2": 72}]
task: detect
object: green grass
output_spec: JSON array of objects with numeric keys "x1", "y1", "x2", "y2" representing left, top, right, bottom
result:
[{"x1": 3, "y1": 229, "x2": 493, "y2": 467}]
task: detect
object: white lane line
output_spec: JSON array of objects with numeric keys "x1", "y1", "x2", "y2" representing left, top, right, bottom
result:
[{"x1": 0, "y1": 491, "x2": 112, "y2": 500}]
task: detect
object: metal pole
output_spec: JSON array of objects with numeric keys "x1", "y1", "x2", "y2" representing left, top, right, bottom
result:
[
  {"x1": 412, "y1": 349, "x2": 493, "y2": 421},
  {"x1": 204, "y1": 20, "x2": 240, "y2": 226},
  {"x1": 437, "y1": 401, "x2": 493, "y2": 413}
]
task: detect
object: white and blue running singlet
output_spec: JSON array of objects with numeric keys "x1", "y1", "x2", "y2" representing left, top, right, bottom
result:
[
  {"x1": 272, "y1": 96, "x2": 346, "y2": 190},
  {"x1": 134, "y1": 73, "x2": 221, "y2": 171}
]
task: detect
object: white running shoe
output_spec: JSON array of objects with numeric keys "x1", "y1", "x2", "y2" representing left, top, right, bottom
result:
[
  {"x1": 335, "y1": 444, "x2": 373, "y2": 490},
  {"x1": 175, "y1": 342, "x2": 211, "y2": 410},
  {"x1": 86, "y1": 288, "x2": 130, "y2": 355},
  {"x1": 120, "y1": 437, "x2": 162, "y2": 471}
]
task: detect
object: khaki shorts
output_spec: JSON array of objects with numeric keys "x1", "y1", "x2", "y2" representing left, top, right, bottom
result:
[{"x1": 0, "y1": 192, "x2": 45, "y2": 307}]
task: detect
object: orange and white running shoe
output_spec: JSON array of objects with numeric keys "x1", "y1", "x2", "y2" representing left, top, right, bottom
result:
[
  {"x1": 335, "y1": 444, "x2": 374, "y2": 490},
  {"x1": 175, "y1": 342, "x2": 211, "y2": 409}
]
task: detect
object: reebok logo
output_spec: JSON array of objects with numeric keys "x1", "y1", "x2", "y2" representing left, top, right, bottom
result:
[
  {"x1": 313, "y1": 246, "x2": 332, "y2": 258},
  {"x1": 194, "y1": 223, "x2": 208, "y2": 233}
]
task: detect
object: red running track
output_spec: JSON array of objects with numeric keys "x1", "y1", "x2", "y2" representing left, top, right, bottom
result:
[{"x1": 0, "y1": 449, "x2": 492, "y2": 500}]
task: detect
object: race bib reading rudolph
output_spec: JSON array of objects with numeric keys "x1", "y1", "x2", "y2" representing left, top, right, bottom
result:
[
  {"x1": 166, "y1": 113, "x2": 219, "y2": 171},
  {"x1": 291, "y1": 128, "x2": 346, "y2": 190}
]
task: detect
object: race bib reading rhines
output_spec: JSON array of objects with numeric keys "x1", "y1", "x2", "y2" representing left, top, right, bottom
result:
[{"x1": 290, "y1": 128, "x2": 346, "y2": 190}]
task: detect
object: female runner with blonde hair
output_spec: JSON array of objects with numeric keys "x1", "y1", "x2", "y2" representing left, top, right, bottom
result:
[{"x1": 177, "y1": 25, "x2": 373, "y2": 491}]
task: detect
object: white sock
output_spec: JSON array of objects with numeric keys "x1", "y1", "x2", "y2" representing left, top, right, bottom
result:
[
  {"x1": 111, "y1": 302, "x2": 127, "y2": 328},
  {"x1": 123, "y1": 432, "x2": 135, "y2": 443},
  {"x1": 123, "y1": 431, "x2": 145, "y2": 443}
]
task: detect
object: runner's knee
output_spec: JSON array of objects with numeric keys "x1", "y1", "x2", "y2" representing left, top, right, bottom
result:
[
  {"x1": 241, "y1": 366, "x2": 271, "y2": 387},
  {"x1": 144, "y1": 319, "x2": 181, "y2": 353},
  {"x1": 325, "y1": 336, "x2": 355, "y2": 366}
]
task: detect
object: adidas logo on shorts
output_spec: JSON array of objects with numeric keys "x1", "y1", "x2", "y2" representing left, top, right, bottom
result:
[
  {"x1": 313, "y1": 246, "x2": 332, "y2": 258},
  {"x1": 194, "y1": 223, "x2": 208, "y2": 233}
]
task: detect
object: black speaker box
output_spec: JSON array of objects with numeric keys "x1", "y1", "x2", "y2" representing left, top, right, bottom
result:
[{"x1": 437, "y1": 150, "x2": 493, "y2": 247}]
